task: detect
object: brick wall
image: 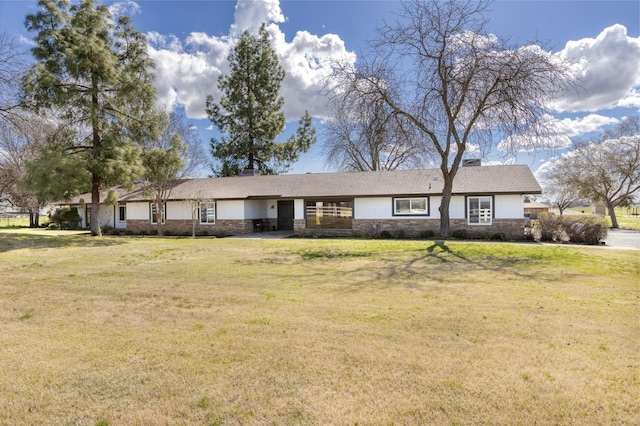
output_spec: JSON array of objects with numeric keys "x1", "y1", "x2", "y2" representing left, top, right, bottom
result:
[
  {"x1": 125, "y1": 217, "x2": 526, "y2": 239},
  {"x1": 126, "y1": 219, "x2": 258, "y2": 236}
]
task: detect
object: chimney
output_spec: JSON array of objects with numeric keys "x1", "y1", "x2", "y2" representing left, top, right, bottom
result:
[
  {"x1": 462, "y1": 159, "x2": 481, "y2": 167},
  {"x1": 240, "y1": 168, "x2": 260, "y2": 177}
]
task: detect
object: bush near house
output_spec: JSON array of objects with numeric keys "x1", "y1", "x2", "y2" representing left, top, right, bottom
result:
[
  {"x1": 49, "y1": 207, "x2": 82, "y2": 230},
  {"x1": 534, "y1": 213, "x2": 608, "y2": 245}
]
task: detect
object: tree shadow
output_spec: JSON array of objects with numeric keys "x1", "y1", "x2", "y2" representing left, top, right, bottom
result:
[{"x1": 0, "y1": 232, "x2": 127, "y2": 253}]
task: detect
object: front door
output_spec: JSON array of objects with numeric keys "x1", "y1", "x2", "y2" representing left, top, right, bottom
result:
[{"x1": 277, "y1": 200, "x2": 294, "y2": 230}]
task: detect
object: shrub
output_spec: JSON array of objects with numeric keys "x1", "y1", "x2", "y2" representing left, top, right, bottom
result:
[
  {"x1": 420, "y1": 229, "x2": 435, "y2": 239},
  {"x1": 394, "y1": 229, "x2": 406, "y2": 239},
  {"x1": 451, "y1": 229, "x2": 467, "y2": 239},
  {"x1": 534, "y1": 213, "x2": 607, "y2": 245},
  {"x1": 491, "y1": 232, "x2": 506, "y2": 241},
  {"x1": 50, "y1": 207, "x2": 82, "y2": 229},
  {"x1": 564, "y1": 216, "x2": 608, "y2": 245},
  {"x1": 380, "y1": 230, "x2": 392, "y2": 239},
  {"x1": 124, "y1": 230, "x2": 134, "y2": 236},
  {"x1": 536, "y1": 213, "x2": 566, "y2": 242}
]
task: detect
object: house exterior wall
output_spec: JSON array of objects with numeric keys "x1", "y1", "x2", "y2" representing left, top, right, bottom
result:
[
  {"x1": 167, "y1": 201, "x2": 192, "y2": 220},
  {"x1": 495, "y1": 194, "x2": 524, "y2": 219},
  {"x1": 218, "y1": 200, "x2": 244, "y2": 220},
  {"x1": 82, "y1": 193, "x2": 528, "y2": 239},
  {"x1": 127, "y1": 202, "x2": 150, "y2": 220}
]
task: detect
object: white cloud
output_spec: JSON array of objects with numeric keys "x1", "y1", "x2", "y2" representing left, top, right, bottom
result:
[
  {"x1": 108, "y1": 0, "x2": 141, "y2": 18},
  {"x1": 556, "y1": 114, "x2": 619, "y2": 137},
  {"x1": 554, "y1": 24, "x2": 640, "y2": 112},
  {"x1": 617, "y1": 88, "x2": 640, "y2": 110},
  {"x1": 146, "y1": 0, "x2": 356, "y2": 121},
  {"x1": 230, "y1": 0, "x2": 285, "y2": 37},
  {"x1": 497, "y1": 113, "x2": 621, "y2": 153}
]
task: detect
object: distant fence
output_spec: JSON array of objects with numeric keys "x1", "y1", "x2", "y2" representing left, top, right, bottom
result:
[{"x1": 0, "y1": 211, "x2": 30, "y2": 227}]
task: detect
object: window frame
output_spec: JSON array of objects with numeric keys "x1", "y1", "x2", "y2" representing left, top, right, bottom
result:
[
  {"x1": 305, "y1": 198, "x2": 354, "y2": 229},
  {"x1": 467, "y1": 196, "x2": 493, "y2": 225},
  {"x1": 393, "y1": 196, "x2": 430, "y2": 216},
  {"x1": 118, "y1": 205, "x2": 126, "y2": 222},
  {"x1": 150, "y1": 203, "x2": 165, "y2": 224},
  {"x1": 199, "y1": 201, "x2": 216, "y2": 224}
]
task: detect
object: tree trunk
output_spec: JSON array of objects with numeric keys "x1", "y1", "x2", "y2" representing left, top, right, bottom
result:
[
  {"x1": 90, "y1": 174, "x2": 102, "y2": 236},
  {"x1": 606, "y1": 200, "x2": 619, "y2": 228},
  {"x1": 439, "y1": 178, "x2": 454, "y2": 237},
  {"x1": 155, "y1": 198, "x2": 163, "y2": 236}
]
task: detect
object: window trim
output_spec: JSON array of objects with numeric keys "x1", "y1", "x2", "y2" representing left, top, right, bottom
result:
[
  {"x1": 199, "y1": 201, "x2": 216, "y2": 224},
  {"x1": 150, "y1": 203, "x2": 165, "y2": 224},
  {"x1": 118, "y1": 205, "x2": 126, "y2": 222},
  {"x1": 466, "y1": 196, "x2": 494, "y2": 225},
  {"x1": 304, "y1": 198, "x2": 354, "y2": 230},
  {"x1": 392, "y1": 196, "x2": 430, "y2": 216}
]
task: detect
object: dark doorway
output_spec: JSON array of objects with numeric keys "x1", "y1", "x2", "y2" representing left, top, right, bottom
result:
[{"x1": 277, "y1": 200, "x2": 294, "y2": 230}]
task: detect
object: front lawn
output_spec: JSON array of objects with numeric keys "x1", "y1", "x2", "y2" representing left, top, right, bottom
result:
[{"x1": 0, "y1": 234, "x2": 638, "y2": 424}]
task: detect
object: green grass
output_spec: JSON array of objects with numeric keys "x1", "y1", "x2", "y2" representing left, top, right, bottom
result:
[
  {"x1": 565, "y1": 206, "x2": 640, "y2": 230},
  {"x1": 0, "y1": 232, "x2": 638, "y2": 424},
  {"x1": 0, "y1": 216, "x2": 31, "y2": 228}
]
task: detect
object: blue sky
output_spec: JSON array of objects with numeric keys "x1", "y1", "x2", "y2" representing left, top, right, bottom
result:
[{"x1": 1, "y1": 0, "x2": 639, "y2": 178}]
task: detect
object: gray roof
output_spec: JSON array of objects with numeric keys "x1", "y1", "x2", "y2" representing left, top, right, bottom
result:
[{"x1": 114, "y1": 164, "x2": 541, "y2": 202}]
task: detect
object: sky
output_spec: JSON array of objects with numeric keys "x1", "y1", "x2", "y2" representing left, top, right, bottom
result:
[{"x1": 1, "y1": 0, "x2": 639, "y2": 180}]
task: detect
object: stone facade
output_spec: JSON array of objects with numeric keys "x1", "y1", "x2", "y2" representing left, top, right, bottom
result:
[
  {"x1": 125, "y1": 217, "x2": 525, "y2": 239},
  {"x1": 125, "y1": 219, "x2": 269, "y2": 236},
  {"x1": 295, "y1": 218, "x2": 527, "y2": 240}
]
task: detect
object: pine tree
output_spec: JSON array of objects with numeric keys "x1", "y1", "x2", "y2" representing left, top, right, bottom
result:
[
  {"x1": 206, "y1": 24, "x2": 315, "y2": 176},
  {"x1": 22, "y1": 0, "x2": 163, "y2": 236}
]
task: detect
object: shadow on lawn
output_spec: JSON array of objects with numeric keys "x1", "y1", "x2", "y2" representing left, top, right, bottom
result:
[
  {"x1": 319, "y1": 239, "x2": 543, "y2": 292},
  {"x1": 0, "y1": 232, "x2": 126, "y2": 253}
]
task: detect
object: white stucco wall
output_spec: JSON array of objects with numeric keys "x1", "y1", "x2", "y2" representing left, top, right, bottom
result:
[
  {"x1": 244, "y1": 200, "x2": 269, "y2": 219},
  {"x1": 217, "y1": 200, "x2": 244, "y2": 220},
  {"x1": 127, "y1": 202, "x2": 150, "y2": 220},
  {"x1": 495, "y1": 194, "x2": 524, "y2": 219},
  {"x1": 294, "y1": 199, "x2": 304, "y2": 219},
  {"x1": 354, "y1": 197, "x2": 393, "y2": 219},
  {"x1": 166, "y1": 201, "x2": 193, "y2": 220},
  {"x1": 98, "y1": 205, "x2": 115, "y2": 228}
]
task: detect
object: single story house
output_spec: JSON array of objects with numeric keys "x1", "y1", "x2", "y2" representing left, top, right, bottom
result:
[
  {"x1": 64, "y1": 164, "x2": 542, "y2": 239},
  {"x1": 523, "y1": 199, "x2": 550, "y2": 220}
]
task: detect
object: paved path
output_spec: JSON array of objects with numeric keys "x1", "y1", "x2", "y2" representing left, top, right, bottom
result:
[
  {"x1": 603, "y1": 229, "x2": 640, "y2": 250},
  {"x1": 229, "y1": 230, "x2": 295, "y2": 239}
]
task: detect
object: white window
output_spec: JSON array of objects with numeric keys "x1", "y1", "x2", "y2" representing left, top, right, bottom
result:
[
  {"x1": 150, "y1": 203, "x2": 165, "y2": 224},
  {"x1": 200, "y1": 202, "x2": 216, "y2": 224},
  {"x1": 468, "y1": 196, "x2": 492, "y2": 225},
  {"x1": 393, "y1": 197, "x2": 429, "y2": 216},
  {"x1": 118, "y1": 205, "x2": 126, "y2": 222}
]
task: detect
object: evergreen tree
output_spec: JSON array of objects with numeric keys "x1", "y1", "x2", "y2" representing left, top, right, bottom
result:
[
  {"x1": 22, "y1": 0, "x2": 163, "y2": 236},
  {"x1": 206, "y1": 24, "x2": 315, "y2": 176}
]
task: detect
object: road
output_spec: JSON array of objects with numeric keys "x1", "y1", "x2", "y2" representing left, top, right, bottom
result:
[{"x1": 603, "y1": 229, "x2": 640, "y2": 250}]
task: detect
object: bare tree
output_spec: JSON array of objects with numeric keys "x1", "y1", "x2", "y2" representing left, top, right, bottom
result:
[
  {"x1": 330, "y1": 0, "x2": 572, "y2": 236},
  {"x1": 0, "y1": 112, "x2": 63, "y2": 226},
  {"x1": 0, "y1": 32, "x2": 27, "y2": 126},
  {"x1": 160, "y1": 110, "x2": 207, "y2": 178},
  {"x1": 323, "y1": 74, "x2": 431, "y2": 171},
  {"x1": 140, "y1": 110, "x2": 206, "y2": 236},
  {"x1": 553, "y1": 117, "x2": 640, "y2": 228},
  {"x1": 543, "y1": 165, "x2": 580, "y2": 216}
]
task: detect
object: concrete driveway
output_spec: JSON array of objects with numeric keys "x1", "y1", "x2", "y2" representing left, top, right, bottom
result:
[{"x1": 603, "y1": 229, "x2": 640, "y2": 250}]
